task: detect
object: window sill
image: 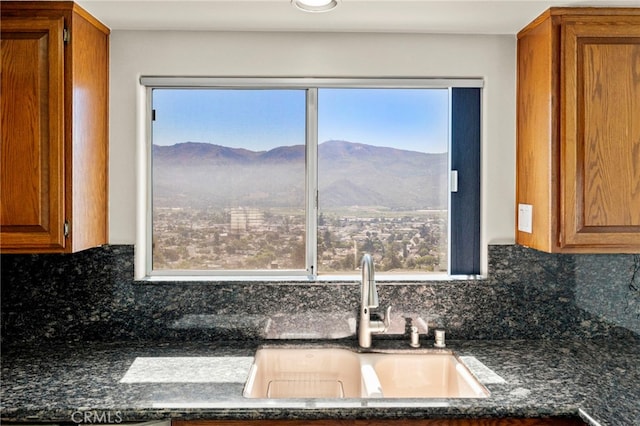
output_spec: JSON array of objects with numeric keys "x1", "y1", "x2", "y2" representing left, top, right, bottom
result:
[{"x1": 135, "y1": 274, "x2": 486, "y2": 284}]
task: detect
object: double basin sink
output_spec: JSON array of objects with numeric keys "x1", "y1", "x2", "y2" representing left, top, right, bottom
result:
[{"x1": 243, "y1": 347, "x2": 489, "y2": 399}]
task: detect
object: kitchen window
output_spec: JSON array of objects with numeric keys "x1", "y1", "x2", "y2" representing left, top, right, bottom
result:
[{"x1": 139, "y1": 78, "x2": 481, "y2": 280}]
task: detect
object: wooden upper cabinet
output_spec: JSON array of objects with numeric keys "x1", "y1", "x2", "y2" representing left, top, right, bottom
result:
[
  {"x1": 0, "y1": 2, "x2": 109, "y2": 253},
  {"x1": 516, "y1": 8, "x2": 640, "y2": 253},
  {"x1": 1, "y1": 17, "x2": 65, "y2": 250}
]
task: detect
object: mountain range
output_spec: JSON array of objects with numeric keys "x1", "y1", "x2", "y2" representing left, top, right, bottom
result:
[{"x1": 153, "y1": 140, "x2": 447, "y2": 210}]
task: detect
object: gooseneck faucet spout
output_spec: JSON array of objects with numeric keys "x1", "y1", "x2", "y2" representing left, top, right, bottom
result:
[
  {"x1": 361, "y1": 253, "x2": 378, "y2": 310},
  {"x1": 359, "y1": 254, "x2": 390, "y2": 348}
]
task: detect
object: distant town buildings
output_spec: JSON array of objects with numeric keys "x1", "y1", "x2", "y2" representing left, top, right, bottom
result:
[
  {"x1": 230, "y1": 208, "x2": 264, "y2": 233},
  {"x1": 153, "y1": 205, "x2": 447, "y2": 274}
]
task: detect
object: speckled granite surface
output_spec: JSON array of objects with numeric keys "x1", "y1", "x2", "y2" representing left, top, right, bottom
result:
[
  {"x1": 1, "y1": 245, "x2": 638, "y2": 343},
  {"x1": 1, "y1": 245, "x2": 639, "y2": 424},
  {"x1": 1, "y1": 339, "x2": 639, "y2": 425}
]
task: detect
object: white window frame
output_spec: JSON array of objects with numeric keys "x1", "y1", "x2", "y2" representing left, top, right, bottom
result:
[{"x1": 136, "y1": 77, "x2": 483, "y2": 282}]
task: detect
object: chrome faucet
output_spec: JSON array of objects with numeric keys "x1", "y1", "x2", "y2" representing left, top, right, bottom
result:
[{"x1": 359, "y1": 254, "x2": 391, "y2": 348}]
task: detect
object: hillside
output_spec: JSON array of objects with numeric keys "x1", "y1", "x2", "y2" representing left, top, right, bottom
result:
[{"x1": 153, "y1": 140, "x2": 447, "y2": 209}]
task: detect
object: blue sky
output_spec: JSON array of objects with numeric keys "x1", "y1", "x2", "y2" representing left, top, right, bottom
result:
[{"x1": 152, "y1": 88, "x2": 449, "y2": 153}]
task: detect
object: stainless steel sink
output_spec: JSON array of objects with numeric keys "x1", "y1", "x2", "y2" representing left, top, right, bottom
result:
[{"x1": 243, "y1": 348, "x2": 489, "y2": 399}]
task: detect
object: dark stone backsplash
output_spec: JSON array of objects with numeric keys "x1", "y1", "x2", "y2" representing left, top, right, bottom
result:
[{"x1": 1, "y1": 245, "x2": 638, "y2": 343}]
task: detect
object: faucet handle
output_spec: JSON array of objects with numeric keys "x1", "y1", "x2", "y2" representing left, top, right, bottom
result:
[{"x1": 382, "y1": 306, "x2": 392, "y2": 331}]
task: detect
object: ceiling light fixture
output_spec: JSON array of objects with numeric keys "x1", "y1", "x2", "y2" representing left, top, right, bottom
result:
[{"x1": 291, "y1": 0, "x2": 339, "y2": 13}]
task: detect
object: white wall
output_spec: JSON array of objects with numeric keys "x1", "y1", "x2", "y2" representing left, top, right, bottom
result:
[{"x1": 109, "y1": 30, "x2": 517, "y2": 272}]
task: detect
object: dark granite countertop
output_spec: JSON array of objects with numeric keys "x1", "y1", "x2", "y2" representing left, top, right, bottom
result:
[{"x1": 1, "y1": 338, "x2": 638, "y2": 425}]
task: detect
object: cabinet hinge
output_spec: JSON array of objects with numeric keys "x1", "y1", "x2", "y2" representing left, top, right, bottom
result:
[
  {"x1": 63, "y1": 28, "x2": 70, "y2": 44},
  {"x1": 64, "y1": 220, "x2": 70, "y2": 238}
]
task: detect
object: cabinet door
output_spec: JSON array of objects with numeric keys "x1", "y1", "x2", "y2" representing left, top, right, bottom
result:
[
  {"x1": 1, "y1": 17, "x2": 66, "y2": 251},
  {"x1": 561, "y1": 18, "x2": 640, "y2": 249}
]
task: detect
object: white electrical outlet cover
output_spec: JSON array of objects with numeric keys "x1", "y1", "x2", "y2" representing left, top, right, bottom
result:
[{"x1": 518, "y1": 203, "x2": 533, "y2": 233}]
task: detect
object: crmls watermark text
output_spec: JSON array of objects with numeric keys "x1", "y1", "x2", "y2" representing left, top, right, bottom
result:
[{"x1": 71, "y1": 410, "x2": 123, "y2": 424}]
